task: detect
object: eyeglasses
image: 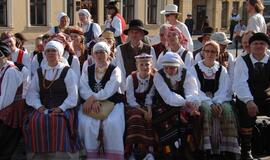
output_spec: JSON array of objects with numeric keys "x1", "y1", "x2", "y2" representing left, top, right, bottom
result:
[
  {"x1": 165, "y1": 14, "x2": 173, "y2": 17},
  {"x1": 203, "y1": 50, "x2": 217, "y2": 54}
]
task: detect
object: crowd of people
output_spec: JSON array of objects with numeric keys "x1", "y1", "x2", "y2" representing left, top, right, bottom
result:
[{"x1": 0, "y1": 0, "x2": 269, "y2": 160}]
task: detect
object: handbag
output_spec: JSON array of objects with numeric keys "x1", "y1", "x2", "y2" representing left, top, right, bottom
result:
[{"x1": 83, "y1": 100, "x2": 115, "y2": 120}]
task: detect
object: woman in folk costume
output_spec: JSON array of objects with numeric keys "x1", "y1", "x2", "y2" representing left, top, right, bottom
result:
[
  {"x1": 78, "y1": 41, "x2": 125, "y2": 159},
  {"x1": 48, "y1": 12, "x2": 70, "y2": 35},
  {"x1": 156, "y1": 26, "x2": 194, "y2": 70},
  {"x1": 210, "y1": 32, "x2": 235, "y2": 82},
  {"x1": 78, "y1": 9, "x2": 102, "y2": 45},
  {"x1": 23, "y1": 41, "x2": 81, "y2": 160},
  {"x1": 190, "y1": 41, "x2": 240, "y2": 159},
  {"x1": 160, "y1": 4, "x2": 193, "y2": 52},
  {"x1": 106, "y1": 0, "x2": 127, "y2": 45},
  {"x1": 153, "y1": 51, "x2": 200, "y2": 159},
  {"x1": 125, "y1": 53, "x2": 156, "y2": 160},
  {"x1": 0, "y1": 42, "x2": 24, "y2": 160},
  {"x1": 65, "y1": 27, "x2": 88, "y2": 70}
]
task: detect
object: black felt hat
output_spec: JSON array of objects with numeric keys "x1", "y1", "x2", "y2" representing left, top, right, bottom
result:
[
  {"x1": 198, "y1": 27, "x2": 214, "y2": 43},
  {"x1": 123, "y1": 19, "x2": 148, "y2": 35},
  {"x1": 249, "y1": 32, "x2": 270, "y2": 45}
]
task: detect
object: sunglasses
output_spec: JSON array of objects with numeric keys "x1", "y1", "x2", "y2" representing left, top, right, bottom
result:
[{"x1": 165, "y1": 14, "x2": 173, "y2": 17}]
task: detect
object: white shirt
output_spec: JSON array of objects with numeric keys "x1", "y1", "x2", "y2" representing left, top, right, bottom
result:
[
  {"x1": 63, "y1": 51, "x2": 81, "y2": 81},
  {"x1": 79, "y1": 65, "x2": 122, "y2": 101},
  {"x1": 156, "y1": 46, "x2": 194, "y2": 70},
  {"x1": 109, "y1": 15, "x2": 122, "y2": 37},
  {"x1": 190, "y1": 61, "x2": 231, "y2": 106},
  {"x1": 233, "y1": 54, "x2": 269, "y2": 103},
  {"x1": 230, "y1": 14, "x2": 241, "y2": 21},
  {"x1": 175, "y1": 21, "x2": 194, "y2": 52},
  {"x1": 26, "y1": 62, "x2": 78, "y2": 111},
  {"x1": 247, "y1": 13, "x2": 267, "y2": 33},
  {"x1": 126, "y1": 73, "x2": 155, "y2": 107},
  {"x1": 12, "y1": 48, "x2": 31, "y2": 69},
  {"x1": 113, "y1": 42, "x2": 157, "y2": 91},
  {"x1": 153, "y1": 67, "x2": 200, "y2": 107},
  {"x1": 82, "y1": 22, "x2": 102, "y2": 39},
  {"x1": 0, "y1": 61, "x2": 23, "y2": 110}
]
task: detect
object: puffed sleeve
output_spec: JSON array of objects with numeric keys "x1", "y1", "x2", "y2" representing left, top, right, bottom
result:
[
  {"x1": 154, "y1": 72, "x2": 186, "y2": 107},
  {"x1": 26, "y1": 71, "x2": 42, "y2": 110},
  {"x1": 111, "y1": 16, "x2": 122, "y2": 37},
  {"x1": 21, "y1": 66, "x2": 31, "y2": 99},
  {"x1": 232, "y1": 57, "x2": 253, "y2": 103},
  {"x1": 0, "y1": 68, "x2": 23, "y2": 110},
  {"x1": 126, "y1": 75, "x2": 139, "y2": 107},
  {"x1": 58, "y1": 69, "x2": 79, "y2": 111},
  {"x1": 183, "y1": 71, "x2": 201, "y2": 106},
  {"x1": 70, "y1": 56, "x2": 81, "y2": 82},
  {"x1": 113, "y1": 46, "x2": 126, "y2": 91},
  {"x1": 212, "y1": 67, "x2": 232, "y2": 104},
  {"x1": 150, "y1": 47, "x2": 157, "y2": 67},
  {"x1": 93, "y1": 23, "x2": 102, "y2": 39},
  {"x1": 183, "y1": 51, "x2": 194, "y2": 70}
]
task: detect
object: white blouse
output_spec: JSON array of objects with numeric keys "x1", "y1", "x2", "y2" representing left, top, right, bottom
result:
[
  {"x1": 156, "y1": 46, "x2": 194, "y2": 70},
  {"x1": 233, "y1": 54, "x2": 269, "y2": 103},
  {"x1": 79, "y1": 65, "x2": 122, "y2": 101},
  {"x1": 12, "y1": 48, "x2": 31, "y2": 69},
  {"x1": 126, "y1": 73, "x2": 155, "y2": 107},
  {"x1": 247, "y1": 13, "x2": 267, "y2": 33},
  {"x1": 63, "y1": 51, "x2": 81, "y2": 80},
  {"x1": 175, "y1": 21, "x2": 194, "y2": 52},
  {"x1": 113, "y1": 42, "x2": 157, "y2": 91},
  {"x1": 0, "y1": 61, "x2": 23, "y2": 110},
  {"x1": 26, "y1": 62, "x2": 78, "y2": 111},
  {"x1": 153, "y1": 67, "x2": 200, "y2": 107},
  {"x1": 109, "y1": 15, "x2": 122, "y2": 37},
  {"x1": 190, "y1": 61, "x2": 231, "y2": 106}
]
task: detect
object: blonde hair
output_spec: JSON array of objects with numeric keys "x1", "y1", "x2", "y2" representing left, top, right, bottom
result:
[
  {"x1": 202, "y1": 41, "x2": 220, "y2": 56},
  {"x1": 248, "y1": 0, "x2": 265, "y2": 13}
]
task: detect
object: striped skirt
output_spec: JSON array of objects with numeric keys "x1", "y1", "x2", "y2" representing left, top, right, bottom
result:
[
  {"x1": 23, "y1": 108, "x2": 82, "y2": 153},
  {"x1": 200, "y1": 101, "x2": 240, "y2": 154},
  {"x1": 125, "y1": 107, "x2": 155, "y2": 157}
]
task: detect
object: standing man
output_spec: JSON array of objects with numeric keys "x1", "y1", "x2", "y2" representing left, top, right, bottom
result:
[
  {"x1": 185, "y1": 14, "x2": 194, "y2": 36},
  {"x1": 161, "y1": 4, "x2": 194, "y2": 52},
  {"x1": 246, "y1": 0, "x2": 267, "y2": 33},
  {"x1": 114, "y1": 19, "x2": 157, "y2": 91},
  {"x1": 106, "y1": 0, "x2": 127, "y2": 46},
  {"x1": 229, "y1": 8, "x2": 241, "y2": 40},
  {"x1": 233, "y1": 33, "x2": 270, "y2": 160}
]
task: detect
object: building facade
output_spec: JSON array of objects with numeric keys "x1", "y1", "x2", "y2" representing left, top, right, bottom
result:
[{"x1": 0, "y1": 0, "x2": 269, "y2": 40}]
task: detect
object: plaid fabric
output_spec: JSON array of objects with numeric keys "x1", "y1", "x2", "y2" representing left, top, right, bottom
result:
[
  {"x1": 125, "y1": 107, "x2": 155, "y2": 156},
  {"x1": 201, "y1": 101, "x2": 240, "y2": 154}
]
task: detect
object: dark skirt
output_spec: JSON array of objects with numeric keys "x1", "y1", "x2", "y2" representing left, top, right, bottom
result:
[
  {"x1": 23, "y1": 108, "x2": 82, "y2": 153},
  {"x1": 125, "y1": 107, "x2": 155, "y2": 157}
]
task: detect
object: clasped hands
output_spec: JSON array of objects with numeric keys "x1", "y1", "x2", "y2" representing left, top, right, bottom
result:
[{"x1": 83, "y1": 96, "x2": 101, "y2": 114}]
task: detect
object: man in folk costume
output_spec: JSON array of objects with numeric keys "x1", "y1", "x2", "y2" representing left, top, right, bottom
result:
[
  {"x1": 106, "y1": 0, "x2": 127, "y2": 46},
  {"x1": 160, "y1": 4, "x2": 194, "y2": 52},
  {"x1": 78, "y1": 9, "x2": 102, "y2": 45},
  {"x1": 156, "y1": 26, "x2": 194, "y2": 70},
  {"x1": 0, "y1": 42, "x2": 24, "y2": 160},
  {"x1": 78, "y1": 41, "x2": 125, "y2": 159},
  {"x1": 194, "y1": 27, "x2": 214, "y2": 62},
  {"x1": 23, "y1": 41, "x2": 81, "y2": 159},
  {"x1": 114, "y1": 19, "x2": 157, "y2": 91},
  {"x1": 153, "y1": 52, "x2": 201, "y2": 159},
  {"x1": 152, "y1": 24, "x2": 171, "y2": 59},
  {"x1": 125, "y1": 53, "x2": 156, "y2": 160},
  {"x1": 233, "y1": 33, "x2": 270, "y2": 160},
  {"x1": 1, "y1": 31, "x2": 31, "y2": 69}
]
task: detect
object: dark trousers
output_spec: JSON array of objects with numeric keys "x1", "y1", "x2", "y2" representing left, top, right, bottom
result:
[{"x1": 0, "y1": 120, "x2": 21, "y2": 160}]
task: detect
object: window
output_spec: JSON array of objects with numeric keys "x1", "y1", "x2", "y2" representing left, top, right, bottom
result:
[
  {"x1": 242, "y1": 2, "x2": 248, "y2": 25},
  {"x1": 221, "y1": 1, "x2": 229, "y2": 28},
  {"x1": 123, "y1": 0, "x2": 134, "y2": 23},
  {"x1": 0, "y1": 0, "x2": 7, "y2": 26},
  {"x1": 104, "y1": 0, "x2": 110, "y2": 22},
  {"x1": 147, "y1": 0, "x2": 157, "y2": 24},
  {"x1": 233, "y1": 1, "x2": 239, "y2": 13},
  {"x1": 264, "y1": 0, "x2": 270, "y2": 23},
  {"x1": 30, "y1": 0, "x2": 47, "y2": 26},
  {"x1": 67, "y1": 0, "x2": 74, "y2": 25}
]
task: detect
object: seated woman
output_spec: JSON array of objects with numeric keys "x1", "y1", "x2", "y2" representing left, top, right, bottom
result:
[
  {"x1": 153, "y1": 51, "x2": 200, "y2": 159},
  {"x1": 78, "y1": 41, "x2": 125, "y2": 159},
  {"x1": 23, "y1": 40, "x2": 81, "y2": 159},
  {"x1": 125, "y1": 53, "x2": 155, "y2": 160},
  {"x1": 0, "y1": 42, "x2": 23, "y2": 160},
  {"x1": 190, "y1": 41, "x2": 240, "y2": 159}
]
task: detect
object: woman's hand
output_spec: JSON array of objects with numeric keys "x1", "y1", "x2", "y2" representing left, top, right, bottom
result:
[
  {"x1": 91, "y1": 101, "x2": 101, "y2": 113},
  {"x1": 211, "y1": 103, "x2": 222, "y2": 118},
  {"x1": 246, "y1": 101, "x2": 258, "y2": 117},
  {"x1": 51, "y1": 107, "x2": 63, "y2": 114},
  {"x1": 38, "y1": 106, "x2": 46, "y2": 113},
  {"x1": 83, "y1": 96, "x2": 95, "y2": 113}
]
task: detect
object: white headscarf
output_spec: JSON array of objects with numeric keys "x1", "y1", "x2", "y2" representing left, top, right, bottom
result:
[
  {"x1": 93, "y1": 41, "x2": 110, "y2": 54},
  {"x1": 44, "y1": 40, "x2": 64, "y2": 57},
  {"x1": 56, "y1": 12, "x2": 70, "y2": 26},
  {"x1": 78, "y1": 9, "x2": 91, "y2": 18}
]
